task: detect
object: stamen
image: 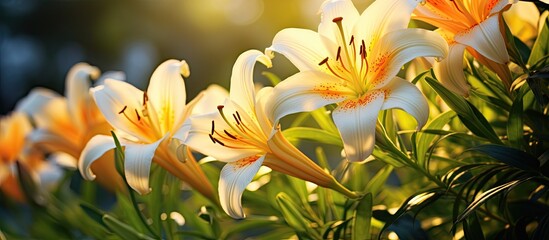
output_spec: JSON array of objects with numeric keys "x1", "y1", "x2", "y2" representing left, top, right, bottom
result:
[
  {"x1": 118, "y1": 106, "x2": 128, "y2": 114},
  {"x1": 318, "y1": 57, "x2": 329, "y2": 66},
  {"x1": 349, "y1": 35, "x2": 354, "y2": 46},
  {"x1": 135, "y1": 109, "x2": 141, "y2": 121},
  {"x1": 208, "y1": 134, "x2": 216, "y2": 144},
  {"x1": 336, "y1": 47, "x2": 342, "y2": 61},
  {"x1": 236, "y1": 111, "x2": 242, "y2": 123},
  {"x1": 143, "y1": 91, "x2": 149, "y2": 105},
  {"x1": 233, "y1": 114, "x2": 241, "y2": 125},
  {"x1": 211, "y1": 120, "x2": 215, "y2": 135},
  {"x1": 332, "y1": 17, "x2": 343, "y2": 23},
  {"x1": 213, "y1": 137, "x2": 225, "y2": 146},
  {"x1": 224, "y1": 130, "x2": 238, "y2": 140},
  {"x1": 217, "y1": 105, "x2": 224, "y2": 111}
]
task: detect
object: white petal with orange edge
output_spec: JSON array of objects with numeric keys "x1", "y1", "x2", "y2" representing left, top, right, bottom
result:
[{"x1": 219, "y1": 155, "x2": 265, "y2": 219}]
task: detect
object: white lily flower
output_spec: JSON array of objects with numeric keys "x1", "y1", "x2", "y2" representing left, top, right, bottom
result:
[
  {"x1": 21, "y1": 63, "x2": 126, "y2": 191},
  {"x1": 0, "y1": 112, "x2": 63, "y2": 202},
  {"x1": 79, "y1": 59, "x2": 222, "y2": 202},
  {"x1": 413, "y1": 0, "x2": 517, "y2": 96},
  {"x1": 266, "y1": 0, "x2": 448, "y2": 162},
  {"x1": 183, "y1": 50, "x2": 357, "y2": 219}
]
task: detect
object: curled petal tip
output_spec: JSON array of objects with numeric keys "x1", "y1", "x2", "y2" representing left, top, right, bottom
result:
[{"x1": 180, "y1": 60, "x2": 190, "y2": 78}]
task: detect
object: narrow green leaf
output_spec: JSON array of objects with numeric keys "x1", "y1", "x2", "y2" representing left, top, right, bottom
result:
[
  {"x1": 364, "y1": 165, "x2": 394, "y2": 196},
  {"x1": 503, "y1": 18, "x2": 526, "y2": 68},
  {"x1": 372, "y1": 148, "x2": 406, "y2": 168},
  {"x1": 275, "y1": 193, "x2": 319, "y2": 239},
  {"x1": 352, "y1": 193, "x2": 372, "y2": 240},
  {"x1": 425, "y1": 77, "x2": 502, "y2": 144},
  {"x1": 262, "y1": 71, "x2": 281, "y2": 86},
  {"x1": 102, "y1": 215, "x2": 155, "y2": 240},
  {"x1": 415, "y1": 111, "x2": 456, "y2": 168},
  {"x1": 507, "y1": 86, "x2": 528, "y2": 149},
  {"x1": 283, "y1": 127, "x2": 342, "y2": 147},
  {"x1": 310, "y1": 106, "x2": 339, "y2": 135},
  {"x1": 379, "y1": 190, "x2": 443, "y2": 237},
  {"x1": 456, "y1": 178, "x2": 530, "y2": 223},
  {"x1": 467, "y1": 144, "x2": 539, "y2": 171},
  {"x1": 80, "y1": 203, "x2": 108, "y2": 228},
  {"x1": 528, "y1": 17, "x2": 549, "y2": 68},
  {"x1": 462, "y1": 212, "x2": 485, "y2": 240},
  {"x1": 220, "y1": 219, "x2": 282, "y2": 239}
]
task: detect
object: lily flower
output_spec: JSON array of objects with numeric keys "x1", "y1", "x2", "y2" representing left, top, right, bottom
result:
[
  {"x1": 266, "y1": 0, "x2": 448, "y2": 162},
  {"x1": 413, "y1": 0, "x2": 516, "y2": 96},
  {"x1": 183, "y1": 50, "x2": 358, "y2": 219},
  {"x1": 79, "y1": 59, "x2": 220, "y2": 202},
  {"x1": 23, "y1": 63, "x2": 125, "y2": 191},
  {"x1": 1, "y1": 112, "x2": 63, "y2": 202}
]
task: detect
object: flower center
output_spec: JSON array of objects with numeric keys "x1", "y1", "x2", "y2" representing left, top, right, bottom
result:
[
  {"x1": 208, "y1": 105, "x2": 267, "y2": 150},
  {"x1": 117, "y1": 91, "x2": 162, "y2": 140},
  {"x1": 318, "y1": 17, "x2": 370, "y2": 96}
]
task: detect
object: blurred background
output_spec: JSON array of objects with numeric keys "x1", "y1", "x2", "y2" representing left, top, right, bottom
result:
[{"x1": 0, "y1": 0, "x2": 376, "y2": 115}]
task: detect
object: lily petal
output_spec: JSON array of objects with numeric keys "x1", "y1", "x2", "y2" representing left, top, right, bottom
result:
[
  {"x1": 369, "y1": 28, "x2": 448, "y2": 89},
  {"x1": 96, "y1": 71, "x2": 126, "y2": 86},
  {"x1": 191, "y1": 84, "x2": 229, "y2": 116},
  {"x1": 332, "y1": 91, "x2": 385, "y2": 162},
  {"x1": 219, "y1": 155, "x2": 265, "y2": 219},
  {"x1": 78, "y1": 134, "x2": 120, "y2": 181},
  {"x1": 269, "y1": 71, "x2": 351, "y2": 125},
  {"x1": 433, "y1": 43, "x2": 470, "y2": 96},
  {"x1": 28, "y1": 129, "x2": 80, "y2": 157},
  {"x1": 354, "y1": 0, "x2": 420, "y2": 51},
  {"x1": 147, "y1": 60, "x2": 188, "y2": 134},
  {"x1": 381, "y1": 77, "x2": 429, "y2": 129},
  {"x1": 454, "y1": 15, "x2": 509, "y2": 64},
  {"x1": 92, "y1": 79, "x2": 155, "y2": 142},
  {"x1": 66, "y1": 63, "x2": 101, "y2": 130},
  {"x1": 229, "y1": 50, "x2": 272, "y2": 115},
  {"x1": 124, "y1": 137, "x2": 164, "y2": 195},
  {"x1": 15, "y1": 88, "x2": 59, "y2": 116},
  {"x1": 32, "y1": 97, "x2": 81, "y2": 147},
  {"x1": 183, "y1": 105, "x2": 265, "y2": 162},
  {"x1": 267, "y1": 28, "x2": 327, "y2": 72},
  {"x1": 318, "y1": 0, "x2": 359, "y2": 45},
  {"x1": 488, "y1": 0, "x2": 516, "y2": 15},
  {"x1": 255, "y1": 87, "x2": 276, "y2": 137}
]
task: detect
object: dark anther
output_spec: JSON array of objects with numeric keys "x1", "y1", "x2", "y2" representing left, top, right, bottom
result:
[
  {"x1": 349, "y1": 35, "x2": 354, "y2": 45},
  {"x1": 332, "y1": 17, "x2": 343, "y2": 22},
  {"x1": 318, "y1": 57, "x2": 329, "y2": 66},
  {"x1": 336, "y1": 46, "x2": 342, "y2": 61},
  {"x1": 143, "y1": 91, "x2": 149, "y2": 104},
  {"x1": 217, "y1": 105, "x2": 224, "y2": 111},
  {"x1": 211, "y1": 120, "x2": 215, "y2": 135},
  {"x1": 209, "y1": 134, "x2": 216, "y2": 144},
  {"x1": 233, "y1": 113, "x2": 241, "y2": 125},
  {"x1": 135, "y1": 109, "x2": 141, "y2": 121},
  {"x1": 236, "y1": 111, "x2": 242, "y2": 123},
  {"x1": 224, "y1": 130, "x2": 237, "y2": 140},
  {"x1": 118, "y1": 106, "x2": 128, "y2": 114}
]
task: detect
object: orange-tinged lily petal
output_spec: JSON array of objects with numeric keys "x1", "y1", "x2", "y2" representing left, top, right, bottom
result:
[
  {"x1": 333, "y1": 91, "x2": 385, "y2": 162},
  {"x1": 380, "y1": 77, "x2": 429, "y2": 129},
  {"x1": 433, "y1": 43, "x2": 470, "y2": 96},
  {"x1": 454, "y1": 15, "x2": 509, "y2": 64},
  {"x1": 65, "y1": 63, "x2": 100, "y2": 131},
  {"x1": 229, "y1": 50, "x2": 272, "y2": 115},
  {"x1": 219, "y1": 155, "x2": 265, "y2": 219},
  {"x1": 266, "y1": 28, "x2": 327, "y2": 72},
  {"x1": 147, "y1": 60, "x2": 188, "y2": 133}
]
